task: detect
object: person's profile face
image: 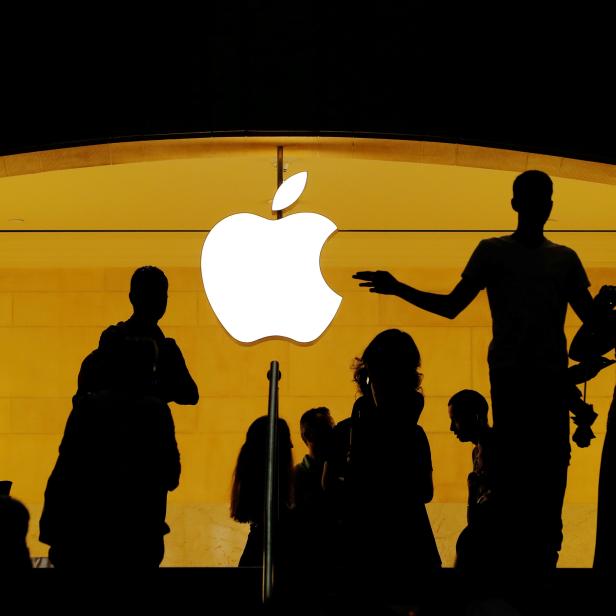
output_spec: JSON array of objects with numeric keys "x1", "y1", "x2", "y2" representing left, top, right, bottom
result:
[{"x1": 448, "y1": 405, "x2": 474, "y2": 442}]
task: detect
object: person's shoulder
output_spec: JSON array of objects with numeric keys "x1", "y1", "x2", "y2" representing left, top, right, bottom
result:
[
  {"x1": 543, "y1": 239, "x2": 580, "y2": 258},
  {"x1": 332, "y1": 416, "x2": 353, "y2": 442},
  {"x1": 467, "y1": 236, "x2": 511, "y2": 261},
  {"x1": 352, "y1": 394, "x2": 377, "y2": 419},
  {"x1": 98, "y1": 321, "x2": 129, "y2": 346},
  {"x1": 294, "y1": 455, "x2": 311, "y2": 474},
  {"x1": 160, "y1": 336, "x2": 179, "y2": 351},
  {"x1": 415, "y1": 422, "x2": 427, "y2": 434},
  {"x1": 477, "y1": 235, "x2": 511, "y2": 249},
  {"x1": 336, "y1": 416, "x2": 353, "y2": 429},
  {"x1": 414, "y1": 423, "x2": 429, "y2": 441}
]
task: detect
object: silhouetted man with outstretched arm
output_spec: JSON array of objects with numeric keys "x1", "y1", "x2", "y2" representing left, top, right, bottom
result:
[{"x1": 354, "y1": 170, "x2": 595, "y2": 575}]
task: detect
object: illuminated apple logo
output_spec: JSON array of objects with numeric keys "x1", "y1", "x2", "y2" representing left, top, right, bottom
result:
[{"x1": 201, "y1": 171, "x2": 342, "y2": 343}]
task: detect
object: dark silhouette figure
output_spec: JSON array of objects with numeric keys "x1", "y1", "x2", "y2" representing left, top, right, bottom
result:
[
  {"x1": 0, "y1": 495, "x2": 32, "y2": 570},
  {"x1": 322, "y1": 362, "x2": 374, "y2": 540},
  {"x1": 569, "y1": 285, "x2": 616, "y2": 573},
  {"x1": 77, "y1": 266, "x2": 198, "y2": 405},
  {"x1": 595, "y1": 388, "x2": 616, "y2": 574},
  {"x1": 294, "y1": 407, "x2": 335, "y2": 513},
  {"x1": 342, "y1": 329, "x2": 441, "y2": 605},
  {"x1": 39, "y1": 337, "x2": 181, "y2": 568},
  {"x1": 292, "y1": 407, "x2": 336, "y2": 582},
  {"x1": 354, "y1": 171, "x2": 596, "y2": 574},
  {"x1": 230, "y1": 416, "x2": 294, "y2": 568},
  {"x1": 448, "y1": 389, "x2": 499, "y2": 573}
]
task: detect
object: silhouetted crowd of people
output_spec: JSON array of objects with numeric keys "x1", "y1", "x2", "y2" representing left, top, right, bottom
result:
[
  {"x1": 228, "y1": 171, "x2": 615, "y2": 612},
  {"x1": 0, "y1": 171, "x2": 614, "y2": 614}
]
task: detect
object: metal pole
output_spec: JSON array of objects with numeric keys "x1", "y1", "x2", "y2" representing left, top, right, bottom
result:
[
  {"x1": 263, "y1": 146, "x2": 285, "y2": 605},
  {"x1": 276, "y1": 146, "x2": 284, "y2": 219},
  {"x1": 263, "y1": 360, "x2": 281, "y2": 605}
]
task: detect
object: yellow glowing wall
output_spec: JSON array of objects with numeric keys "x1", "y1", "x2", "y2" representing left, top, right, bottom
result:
[{"x1": 1, "y1": 259, "x2": 613, "y2": 567}]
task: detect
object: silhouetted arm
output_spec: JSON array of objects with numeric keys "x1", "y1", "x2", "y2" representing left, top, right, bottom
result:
[
  {"x1": 74, "y1": 350, "x2": 105, "y2": 402},
  {"x1": 569, "y1": 287, "x2": 596, "y2": 327},
  {"x1": 158, "y1": 402, "x2": 181, "y2": 491},
  {"x1": 353, "y1": 271, "x2": 482, "y2": 319},
  {"x1": 569, "y1": 285, "x2": 616, "y2": 362},
  {"x1": 157, "y1": 338, "x2": 199, "y2": 405}
]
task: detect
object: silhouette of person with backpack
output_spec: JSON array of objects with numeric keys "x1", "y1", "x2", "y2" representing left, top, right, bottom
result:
[{"x1": 40, "y1": 337, "x2": 181, "y2": 568}]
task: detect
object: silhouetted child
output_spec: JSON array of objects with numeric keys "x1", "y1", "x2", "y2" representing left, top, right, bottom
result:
[
  {"x1": 294, "y1": 407, "x2": 335, "y2": 513},
  {"x1": 344, "y1": 329, "x2": 441, "y2": 606},
  {"x1": 40, "y1": 337, "x2": 180, "y2": 568},
  {"x1": 230, "y1": 416, "x2": 294, "y2": 567},
  {"x1": 322, "y1": 374, "x2": 373, "y2": 571},
  {"x1": 291, "y1": 407, "x2": 337, "y2": 587},
  {"x1": 77, "y1": 266, "x2": 198, "y2": 405},
  {"x1": 0, "y1": 495, "x2": 32, "y2": 570},
  {"x1": 448, "y1": 389, "x2": 499, "y2": 573}
]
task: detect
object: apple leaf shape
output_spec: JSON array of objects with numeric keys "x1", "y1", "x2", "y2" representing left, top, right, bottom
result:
[{"x1": 272, "y1": 171, "x2": 308, "y2": 212}]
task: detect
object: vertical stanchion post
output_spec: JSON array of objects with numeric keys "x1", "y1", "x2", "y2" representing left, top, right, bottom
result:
[
  {"x1": 276, "y1": 145, "x2": 284, "y2": 219},
  {"x1": 263, "y1": 360, "x2": 281, "y2": 605},
  {"x1": 263, "y1": 147, "x2": 285, "y2": 606}
]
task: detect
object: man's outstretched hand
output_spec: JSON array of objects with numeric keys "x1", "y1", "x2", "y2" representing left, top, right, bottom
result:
[{"x1": 353, "y1": 271, "x2": 401, "y2": 295}]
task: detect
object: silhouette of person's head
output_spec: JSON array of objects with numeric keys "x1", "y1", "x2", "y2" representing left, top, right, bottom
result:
[
  {"x1": 511, "y1": 170, "x2": 553, "y2": 229},
  {"x1": 448, "y1": 389, "x2": 489, "y2": 444},
  {"x1": 230, "y1": 416, "x2": 294, "y2": 523},
  {"x1": 0, "y1": 495, "x2": 32, "y2": 569},
  {"x1": 355, "y1": 328, "x2": 423, "y2": 419},
  {"x1": 129, "y1": 266, "x2": 168, "y2": 323},
  {"x1": 300, "y1": 407, "x2": 335, "y2": 461}
]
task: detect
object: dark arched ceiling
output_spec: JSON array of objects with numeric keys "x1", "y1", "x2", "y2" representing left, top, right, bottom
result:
[{"x1": 1, "y1": 4, "x2": 614, "y2": 163}]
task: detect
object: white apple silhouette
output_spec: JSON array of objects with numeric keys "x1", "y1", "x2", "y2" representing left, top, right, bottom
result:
[{"x1": 201, "y1": 171, "x2": 342, "y2": 343}]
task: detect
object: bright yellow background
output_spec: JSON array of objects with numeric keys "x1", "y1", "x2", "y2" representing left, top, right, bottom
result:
[{"x1": 0, "y1": 138, "x2": 614, "y2": 567}]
